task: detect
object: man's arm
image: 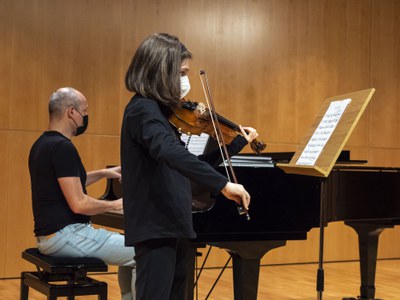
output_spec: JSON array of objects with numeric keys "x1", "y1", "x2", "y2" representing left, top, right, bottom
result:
[
  {"x1": 86, "y1": 166, "x2": 121, "y2": 186},
  {"x1": 59, "y1": 177, "x2": 122, "y2": 215}
]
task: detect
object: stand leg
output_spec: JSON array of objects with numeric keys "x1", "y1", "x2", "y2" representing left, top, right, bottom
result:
[{"x1": 317, "y1": 179, "x2": 327, "y2": 300}]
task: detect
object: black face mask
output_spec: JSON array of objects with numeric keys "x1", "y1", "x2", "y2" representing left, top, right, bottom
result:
[
  {"x1": 76, "y1": 114, "x2": 89, "y2": 136},
  {"x1": 73, "y1": 108, "x2": 89, "y2": 136}
]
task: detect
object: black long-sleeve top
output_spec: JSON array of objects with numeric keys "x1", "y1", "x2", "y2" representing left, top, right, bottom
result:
[{"x1": 120, "y1": 94, "x2": 247, "y2": 245}]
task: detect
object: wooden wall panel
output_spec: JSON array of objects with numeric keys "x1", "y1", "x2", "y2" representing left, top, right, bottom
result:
[
  {"x1": 0, "y1": 132, "x2": 8, "y2": 277},
  {"x1": 263, "y1": 222, "x2": 360, "y2": 265},
  {"x1": 7, "y1": 1, "x2": 45, "y2": 131},
  {"x1": 62, "y1": 1, "x2": 125, "y2": 136},
  {"x1": 370, "y1": 0, "x2": 400, "y2": 150},
  {"x1": 4, "y1": 132, "x2": 38, "y2": 276},
  {"x1": 0, "y1": 2, "x2": 13, "y2": 129},
  {"x1": 379, "y1": 227, "x2": 400, "y2": 258},
  {"x1": 369, "y1": 148, "x2": 400, "y2": 167},
  {"x1": 342, "y1": 146, "x2": 369, "y2": 163}
]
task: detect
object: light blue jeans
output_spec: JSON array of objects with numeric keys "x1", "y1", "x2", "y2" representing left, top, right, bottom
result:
[{"x1": 37, "y1": 223, "x2": 136, "y2": 300}]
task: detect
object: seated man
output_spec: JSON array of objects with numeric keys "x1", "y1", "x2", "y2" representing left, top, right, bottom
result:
[{"x1": 28, "y1": 87, "x2": 135, "y2": 300}]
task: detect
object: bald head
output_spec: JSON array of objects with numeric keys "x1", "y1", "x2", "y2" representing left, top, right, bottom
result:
[{"x1": 48, "y1": 87, "x2": 85, "y2": 119}]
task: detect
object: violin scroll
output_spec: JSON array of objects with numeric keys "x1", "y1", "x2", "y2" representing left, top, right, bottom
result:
[{"x1": 250, "y1": 139, "x2": 267, "y2": 154}]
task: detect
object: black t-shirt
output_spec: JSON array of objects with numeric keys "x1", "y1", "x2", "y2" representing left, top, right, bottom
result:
[{"x1": 29, "y1": 131, "x2": 89, "y2": 236}]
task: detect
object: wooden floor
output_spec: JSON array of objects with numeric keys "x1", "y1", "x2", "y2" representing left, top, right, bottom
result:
[{"x1": 1, "y1": 259, "x2": 400, "y2": 299}]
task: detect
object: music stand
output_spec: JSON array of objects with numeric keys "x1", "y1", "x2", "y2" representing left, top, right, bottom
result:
[{"x1": 276, "y1": 88, "x2": 375, "y2": 300}]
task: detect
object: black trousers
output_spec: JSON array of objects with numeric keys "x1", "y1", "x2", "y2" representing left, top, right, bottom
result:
[{"x1": 134, "y1": 238, "x2": 190, "y2": 300}]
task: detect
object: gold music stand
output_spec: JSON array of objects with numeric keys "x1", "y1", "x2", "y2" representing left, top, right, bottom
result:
[
  {"x1": 277, "y1": 88, "x2": 375, "y2": 177},
  {"x1": 276, "y1": 88, "x2": 375, "y2": 300}
]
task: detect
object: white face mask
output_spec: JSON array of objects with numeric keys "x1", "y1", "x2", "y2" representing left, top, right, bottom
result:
[{"x1": 180, "y1": 75, "x2": 191, "y2": 99}]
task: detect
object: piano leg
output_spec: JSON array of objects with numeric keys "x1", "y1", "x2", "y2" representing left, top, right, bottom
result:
[
  {"x1": 185, "y1": 240, "x2": 286, "y2": 300},
  {"x1": 343, "y1": 221, "x2": 394, "y2": 300},
  {"x1": 230, "y1": 254, "x2": 261, "y2": 299},
  {"x1": 220, "y1": 241, "x2": 287, "y2": 300}
]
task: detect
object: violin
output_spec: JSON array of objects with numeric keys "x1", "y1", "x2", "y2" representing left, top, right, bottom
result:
[
  {"x1": 169, "y1": 100, "x2": 266, "y2": 154},
  {"x1": 172, "y1": 70, "x2": 255, "y2": 220}
]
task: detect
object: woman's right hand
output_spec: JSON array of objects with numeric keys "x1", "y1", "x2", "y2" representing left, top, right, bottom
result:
[{"x1": 221, "y1": 182, "x2": 250, "y2": 210}]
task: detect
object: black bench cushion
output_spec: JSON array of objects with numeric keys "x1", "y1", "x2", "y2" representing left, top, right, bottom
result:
[{"x1": 22, "y1": 248, "x2": 108, "y2": 273}]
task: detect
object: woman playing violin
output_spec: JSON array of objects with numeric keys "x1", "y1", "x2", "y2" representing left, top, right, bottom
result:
[{"x1": 121, "y1": 32, "x2": 257, "y2": 300}]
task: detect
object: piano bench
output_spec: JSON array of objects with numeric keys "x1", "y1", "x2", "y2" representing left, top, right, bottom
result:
[{"x1": 20, "y1": 248, "x2": 108, "y2": 300}]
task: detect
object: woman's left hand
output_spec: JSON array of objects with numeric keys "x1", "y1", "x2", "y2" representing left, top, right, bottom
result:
[{"x1": 239, "y1": 125, "x2": 259, "y2": 143}]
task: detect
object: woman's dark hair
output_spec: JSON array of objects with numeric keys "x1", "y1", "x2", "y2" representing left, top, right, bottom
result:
[{"x1": 125, "y1": 33, "x2": 192, "y2": 109}]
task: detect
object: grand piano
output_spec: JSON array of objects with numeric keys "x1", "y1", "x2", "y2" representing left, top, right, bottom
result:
[{"x1": 92, "y1": 152, "x2": 400, "y2": 300}]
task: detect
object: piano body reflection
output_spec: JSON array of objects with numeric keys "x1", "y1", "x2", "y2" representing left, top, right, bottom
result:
[{"x1": 92, "y1": 153, "x2": 400, "y2": 300}]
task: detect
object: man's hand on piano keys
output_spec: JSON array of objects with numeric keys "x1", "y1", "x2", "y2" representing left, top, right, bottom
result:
[
  {"x1": 221, "y1": 182, "x2": 250, "y2": 210},
  {"x1": 107, "y1": 198, "x2": 123, "y2": 212},
  {"x1": 105, "y1": 166, "x2": 122, "y2": 182}
]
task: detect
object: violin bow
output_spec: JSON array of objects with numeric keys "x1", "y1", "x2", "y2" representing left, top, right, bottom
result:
[{"x1": 199, "y1": 70, "x2": 250, "y2": 220}]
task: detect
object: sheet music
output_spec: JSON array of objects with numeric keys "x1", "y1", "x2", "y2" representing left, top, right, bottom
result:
[
  {"x1": 229, "y1": 155, "x2": 274, "y2": 168},
  {"x1": 180, "y1": 133, "x2": 210, "y2": 155},
  {"x1": 296, "y1": 98, "x2": 351, "y2": 166}
]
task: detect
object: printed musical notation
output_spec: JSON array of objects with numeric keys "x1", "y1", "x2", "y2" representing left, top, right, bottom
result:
[
  {"x1": 181, "y1": 133, "x2": 210, "y2": 156},
  {"x1": 296, "y1": 98, "x2": 351, "y2": 166}
]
